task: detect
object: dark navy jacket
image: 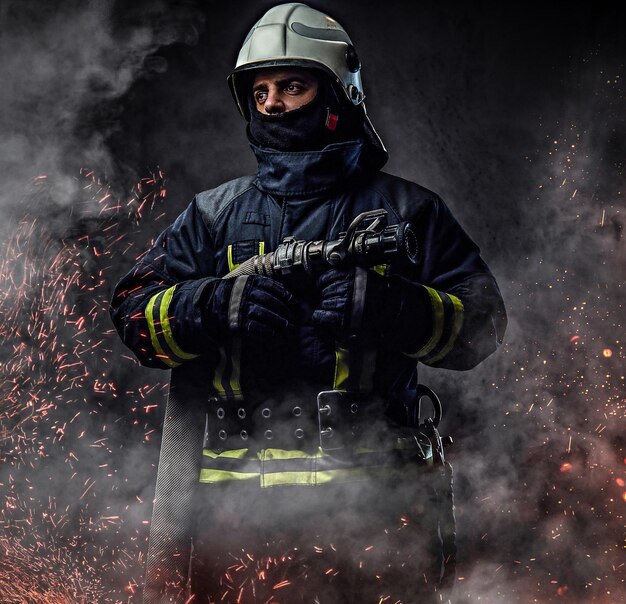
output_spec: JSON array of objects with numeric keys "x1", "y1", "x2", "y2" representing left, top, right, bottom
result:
[{"x1": 110, "y1": 139, "x2": 506, "y2": 452}]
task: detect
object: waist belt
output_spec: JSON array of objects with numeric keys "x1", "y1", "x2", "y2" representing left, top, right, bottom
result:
[
  {"x1": 203, "y1": 390, "x2": 428, "y2": 452},
  {"x1": 200, "y1": 390, "x2": 435, "y2": 487}
]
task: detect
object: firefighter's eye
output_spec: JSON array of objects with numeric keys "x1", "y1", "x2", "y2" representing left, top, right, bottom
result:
[
  {"x1": 254, "y1": 90, "x2": 268, "y2": 103},
  {"x1": 285, "y1": 82, "x2": 304, "y2": 94}
]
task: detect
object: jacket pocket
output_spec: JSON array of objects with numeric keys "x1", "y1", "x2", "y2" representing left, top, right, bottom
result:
[{"x1": 226, "y1": 239, "x2": 265, "y2": 272}]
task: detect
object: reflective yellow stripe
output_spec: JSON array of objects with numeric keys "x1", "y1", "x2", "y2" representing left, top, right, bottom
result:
[
  {"x1": 199, "y1": 469, "x2": 258, "y2": 483},
  {"x1": 333, "y1": 347, "x2": 350, "y2": 390},
  {"x1": 211, "y1": 340, "x2": 243, "y2": 400},
  {"x1": 160, "y1": 286, "x2": 198, "y2": 360},
  {"x1": 333, "y1": 344, "x2": 375, "y2": 392},
  {"x1": 262, "y1": 448, "x2": 324, "y2": 460},
  {"x1": 315, "y1": 467, "x2": 394, "y2": 485},
  {"x1": 199, "y1": 447, "x2": 431, "y2": 487},
  {"x1": 406, "y1": 287, "x2": 444, "y2": 359},
  {"x1": 212, "y1": 346, "x2": 227, "y2": 396},
  {"x1": 203, "y1": 447, "x2": 431, "y2": 462},
  {"x1": 372, "y1": 264, "x2": 387, "y2": 276},
  {"x1": 227, "y1": 242, "x2": 265, "y2": 272},
  {"x1": 229, "y1": 335, "x2": 243, "y2": 400},
  {"x1": 425, "y1": 294, "x2": 464, "y2": 364},
  {"x1": 262, "y1": 472, "x2": 316, "y2": 487},
  {"x1": 202, "y1": 448, "x2": 248, "y2": 460},
  {"x1": 201, "y1": 465, "x2": 412, "y2": 487},
  {"x1": 145, "y1": 292, "x2": 179, "y2": 368},
  {"x1": 200, "y1": 468, "x2": 396, "y2": 486},
  {"x1": 227, "y1": 244, "x2": 238, "y2": 271}
]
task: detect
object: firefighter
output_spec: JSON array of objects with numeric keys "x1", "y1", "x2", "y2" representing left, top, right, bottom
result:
[{"x1": 110, "y1": 3, "x2": 506, "y2": 603}]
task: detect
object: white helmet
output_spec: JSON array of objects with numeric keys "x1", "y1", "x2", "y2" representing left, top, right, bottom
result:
[{"x1": 228, "y1": 3, "x2": 365, "y2": 119}]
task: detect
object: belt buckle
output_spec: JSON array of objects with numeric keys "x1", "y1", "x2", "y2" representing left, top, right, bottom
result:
[{"x1": 317, "y1": 390, "x2": 365, "y2": 452}]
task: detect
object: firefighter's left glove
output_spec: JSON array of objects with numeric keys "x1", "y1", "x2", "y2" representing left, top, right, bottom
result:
[
  {"x1": 311, "y1": 268, "x2": 433, "y2": 351},
  {"x1": 205, "y1": 275, "x2": 299, "y2": 343}
]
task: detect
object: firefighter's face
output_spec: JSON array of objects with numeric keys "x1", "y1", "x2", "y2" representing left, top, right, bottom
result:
[{"x1": 252, "y1": 68, "x2": 319, "y2": 115}]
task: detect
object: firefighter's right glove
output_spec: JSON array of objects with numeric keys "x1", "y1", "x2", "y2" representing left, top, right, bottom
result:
[
  {"x1": 204, "y1": 275, "x2": 298, "y2": 343},
  {"x1": 311, "y1": 267, "x2": 384, "y2": 340}
]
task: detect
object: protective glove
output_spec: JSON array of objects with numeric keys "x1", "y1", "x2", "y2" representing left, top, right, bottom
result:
[
  {"x1": 311, "y1": 267, "x2": 432, "y2": 352},
  {"x1": 204, "y1": 274, "x2": 299, "y2": 343}
]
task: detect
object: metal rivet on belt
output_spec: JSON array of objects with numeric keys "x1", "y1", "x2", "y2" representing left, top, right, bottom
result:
[
  {"x1": 237, "y1": 407, "x2": 246, "y2": 419},
  {"x1": 292, "y1": 406, "x2": 302, "y2": 417},
  {"x1": 264, "y1": 429, "x2": 273, "y2": 440},
  {"x1": 294, "y1": 428, "x2": 304, "y2": 439},
  {"x1": 216, "y1": 408, "x2": 225, "y2": 419},
  {"x1": 240, "y1": 430, "x2": 248, "y2": 440},
  {"x1": 218, "y1": 429, "x2": 227, "y2": 440},
  {"x1": 350, "y1": 403, "x2": 359, "y2": 414},
  {"x1": 262, "y1": 408, "x2": 271, "y2": 418}
]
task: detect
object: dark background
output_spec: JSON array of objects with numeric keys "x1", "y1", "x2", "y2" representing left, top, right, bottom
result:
[{"x1": 0, "y1": 1, "x2": 624, "y2": 602}]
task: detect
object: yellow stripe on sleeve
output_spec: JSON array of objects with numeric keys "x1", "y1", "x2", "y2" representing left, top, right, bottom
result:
[
  {"x1": 425, "y1": 294, "x2": 464, "y2": 364},
  {"x1": 160, "y1": 286, "x2": 198, "y2": 360},
  {"x1": 405, "y1": 287, "x2": 444, "y2": 359},
  {"x1": 145, "y1": 292, "x2": 179, "y2": 368}
]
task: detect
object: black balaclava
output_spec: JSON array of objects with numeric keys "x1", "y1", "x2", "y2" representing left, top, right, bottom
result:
[{"x1": 247, "y1": 72, "x2": 363, "y2": 152}]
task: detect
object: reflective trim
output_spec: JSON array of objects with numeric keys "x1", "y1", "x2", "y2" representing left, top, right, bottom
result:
[
  {"x1": 203, "y1": 448, "x2": 248, "y2": 460},
  {"x1": 145, "y1": 287, "x2": 199, "y2": 367},
  {"x1": 333, "y1": 347, "x2": 350, "y2": 390},
  {"x1": 159, "y1": 286, "x2": 198, "y2": 360},
  {"x1": 212, "y1": 346, "x2": 228, "y2": 397},
  {"x1": 262, "y1": 447, "x2": 324, "y2": 460},
  {"x1": 262, "y1": 471, "x2": 317, "y2": 487},
  {"x1": 333, "y1": 343, "x2": 376, "y2": 393},
  {"x1": 229, "y1": 336, "x2": 243, "y2": 400},
  {"x1": 198, "y1": 446, "x2": 433, "y2": 486},
  {"x1": 227, "y1": 242, "x2": 265, "y2": 272},
  {"x1": 211, "y1": 338, "x2": 243, "y2": 401},
  {"x1": 228, "y1": 276, "x2": 248, "y2": 331},
  {"x1": 405, "y1": 286, "x2": 444, "y2": 359},
  {"x1": 227, "y1": 244, "x2": 238, "y2": 272},
  {"x1": 425, "y1": 294, "x2": 464, "y2": 364},
  {"x1": 372, "y1": 264, "x2": 387, "y2": 276},
  {"x1": 264, "y1": 466, "x2": 393, "y2": 487},
  {"x1": 199, "y1": 469, "x2": 258, "y2": 483},
  {"x1": 145, "y1": 291, "x2": 179, "y2": 368}
]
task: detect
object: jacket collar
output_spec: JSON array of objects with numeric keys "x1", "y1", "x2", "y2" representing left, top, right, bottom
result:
[{"x1": 251, "y1": 141, "x2": 365, "y2": 198}]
